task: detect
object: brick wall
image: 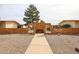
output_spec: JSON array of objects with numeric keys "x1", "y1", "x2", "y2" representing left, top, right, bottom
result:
[
  {"x1": 52, "y1": 28, "x2": 79, "y2": 35},
  {"x1": 0, "y1": 28, "x2": 28, "y2": 34},
  {"x1": 0, "y1": 28, "x2": 79, "y2": 35}
]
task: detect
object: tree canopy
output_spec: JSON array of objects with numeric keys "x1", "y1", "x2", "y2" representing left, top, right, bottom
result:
[{"x1": 23, "y1": 4, "x2": 40, "y2": 24}]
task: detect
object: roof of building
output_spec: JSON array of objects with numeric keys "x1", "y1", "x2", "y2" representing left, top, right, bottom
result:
[
  {"x1": 59, "y1": 20, "x2": 79, "y2": 24},
  {"x1": 0, "y1": 20, "x2": 19, "y2": 24}
]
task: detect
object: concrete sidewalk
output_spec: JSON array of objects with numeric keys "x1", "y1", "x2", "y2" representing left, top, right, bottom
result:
[{"x1": 25, "y1": 33, "x2": 53, "y2": 54}]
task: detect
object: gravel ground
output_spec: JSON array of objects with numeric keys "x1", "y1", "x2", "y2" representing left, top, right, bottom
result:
[
  {"x1": 45, "y1": 35, "x2": 79, "y2": 54},
  {"x1": 0, "y1": 34, "x2": 34, "y2": 54}
]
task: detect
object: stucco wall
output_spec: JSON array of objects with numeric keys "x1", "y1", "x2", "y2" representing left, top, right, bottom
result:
[{"x1": 5, "y1": 22, "x2": 18, "y2": 28}]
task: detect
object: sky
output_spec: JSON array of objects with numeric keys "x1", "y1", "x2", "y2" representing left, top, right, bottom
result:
[{"x1": 0, "y1": 0, "x2": 79, "y2": 25}]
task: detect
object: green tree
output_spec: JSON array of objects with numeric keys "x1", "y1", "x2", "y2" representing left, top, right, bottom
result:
[{"x1": 23, "y1": 4, "x2": 40, "y2": 24}]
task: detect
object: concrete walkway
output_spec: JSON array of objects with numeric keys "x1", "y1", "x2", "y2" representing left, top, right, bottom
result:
[{"x1": 25, "y1": 33, "x2": 53, "y2": 54}]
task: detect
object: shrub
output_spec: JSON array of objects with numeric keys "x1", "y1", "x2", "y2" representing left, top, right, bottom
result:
[{"x1": 61, "y1": 24, "x2": 71, "y2": 28}]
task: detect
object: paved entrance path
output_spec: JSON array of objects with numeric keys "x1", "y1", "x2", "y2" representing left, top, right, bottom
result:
[{"x1": 25, "y1": 33, "x2": 53, "y2": 54}]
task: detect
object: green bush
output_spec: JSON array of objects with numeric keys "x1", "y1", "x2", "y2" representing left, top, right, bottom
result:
[{"x1": 62, "y1": 24, "x2": 71, "y2": 28}]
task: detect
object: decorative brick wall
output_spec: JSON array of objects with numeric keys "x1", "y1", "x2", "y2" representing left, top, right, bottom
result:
[
  {"x1": 52, "y1": 28, "x2": 79, "y2": 35},
  {"x1": 0, "y1": 28, "x2": 79, "y2": 35},
  {"x1": 0, "y1": 28, "x2": 28, "y2": 34}
]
